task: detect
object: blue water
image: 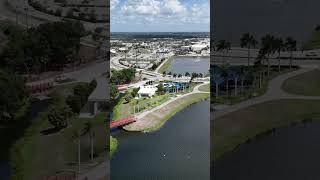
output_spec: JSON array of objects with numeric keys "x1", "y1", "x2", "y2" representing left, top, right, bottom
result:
[
  {"x1": 111, "y1": 100, "x2": 210, "y2": 180},
  {"x1": 168, "y1": 56, "x2": 210, "y2": 75}
]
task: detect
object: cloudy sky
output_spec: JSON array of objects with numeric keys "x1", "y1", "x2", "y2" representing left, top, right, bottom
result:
[{"x1": 111, "y1": 0, "x2": 210, "y2": 32}]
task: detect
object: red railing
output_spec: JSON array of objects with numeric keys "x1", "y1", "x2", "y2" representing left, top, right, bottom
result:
[
  {"x1": 110, "y1": 116, "x2": 137, "y2": 129},
  {"x1": 27, "y1": 82, "x2": 54, "y2": 94}
]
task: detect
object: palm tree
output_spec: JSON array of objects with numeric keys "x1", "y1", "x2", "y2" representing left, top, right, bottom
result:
[
  {"x1": 237, "y1": 66, "x2": 247, "y2": 93},
  {"x1": 273, "y1": 37, "x2": 285, "y2": 72},
  {"x1": 83, "y1": 121, "x2": 95, "y2": 161},
  {"x1": 73, "y1": 130, "x2": 82, "y2": 174},
  {"x1": 253, "y1": 58, "x2": 264, "y2": 88},
  {"x1": 219, "y1": 64, "x2": 230, "y2": 97},
  {"x1": 285, "y1": 37, "x2": 297, "y2": 70},
  {"x1": 261, "y1": 34, "x2": 275, "y2": 77},
  {"x1": 216, "y1": 40, "x2": 231, "y2": 64},
  {"x1": 240, "y1": 33, "x2": 258, "y2": 66},
  {"x1": 212, "y1": 74, "x2": 223, "y2": 99},
  {"x1": 173, "y1": 73, "x2": 177, "y2": 79}
]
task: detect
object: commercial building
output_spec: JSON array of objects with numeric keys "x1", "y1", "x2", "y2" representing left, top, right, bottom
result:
[{"x1": 137, "y1": 85, "x2": 158, "y2": 98}]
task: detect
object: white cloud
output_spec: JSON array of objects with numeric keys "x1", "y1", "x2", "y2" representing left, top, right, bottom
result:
[
  {"x1": 110, "y1": 0, "x2": 119, "y2": 9},
  {"x1": 121, "y1": 0, "x2": 161, "y2": 15},
  {"x1": 161, "y1": 0, "x2": 186, "y2": 15},
  {"x1": 111, "y1": 0, "x2": 209, "y2": 30}
]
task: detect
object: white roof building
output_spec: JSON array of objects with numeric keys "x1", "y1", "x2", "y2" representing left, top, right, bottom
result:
[
  {"x1": 137, "y1": 85, "x2": 158, "y2": 98},
  {"x1": 191, "y1": 44, "x2": 208, "y2": 52}
]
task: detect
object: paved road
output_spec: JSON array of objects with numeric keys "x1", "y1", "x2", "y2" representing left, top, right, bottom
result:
[
  {"x1": 213, "y1": 66, "x2": 320, "y2": 120},
  {"x1": 79, "y1": 160, "x2": 109, "y2": 180}
]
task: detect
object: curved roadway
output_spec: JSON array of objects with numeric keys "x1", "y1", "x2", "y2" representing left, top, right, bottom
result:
[{"x1": 213, "y1": 65, "x2": 320, "y2": 120}]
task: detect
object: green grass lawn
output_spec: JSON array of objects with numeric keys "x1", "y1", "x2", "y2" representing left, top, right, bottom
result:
[
  {"x1": 212, "y1": 99, "x2": 320, "y2": 161},
  {"x1": 158, "y1": 56, "x2": 174, "y2": 74},
  {"x1": 113, "y1": 93, "x2": 171, "y2": 121},
  {"x1": 282, "y1": 70, "x2": 320, "y2": 96},
  {"x1": 110, "y1": 136, "x2": 118, "y2": 158},
  {"x1": 199, "y1": 83, "x2": 210, "y2": 92},
  {"x1": 10, "y1": 83, "x2": 107, "y2": 179}
]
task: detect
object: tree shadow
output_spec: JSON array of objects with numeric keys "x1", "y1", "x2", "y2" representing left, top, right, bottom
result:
[{"x1": 41, "y1": 127, "x2": 61, "y2": 135}]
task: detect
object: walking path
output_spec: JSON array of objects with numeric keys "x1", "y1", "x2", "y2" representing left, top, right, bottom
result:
[
  {"x1": 213, "y1": 65, "x2": 320, "y2": 120},
  {"x1": 124, "y1": 82, "x2": 210, "y2": 131}
]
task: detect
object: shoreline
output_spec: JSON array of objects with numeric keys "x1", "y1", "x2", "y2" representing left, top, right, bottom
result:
[
  {"x1": 213, "y1": 116, "x2": 320, "y2": 163},
  {"x1": 212, "y1": 99, "x2": 320, "y2": 161},
  {"x1": 123, "y1": 92, "x2": 210, "y2": 133},
  {"x1": 156, "y1": 55, "x2": 209, "y2": 74}
]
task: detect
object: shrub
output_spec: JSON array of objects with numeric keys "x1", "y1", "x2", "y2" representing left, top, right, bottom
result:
[
  {"x1": 66, "y1": 95, "x2": 82, "y2": 113},
  {"x1": 47, "y1": 105, "x2": 72, "y2": 130}
]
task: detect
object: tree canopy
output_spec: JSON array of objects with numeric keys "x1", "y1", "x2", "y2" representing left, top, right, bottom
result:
[{"x1": 0, "y1": 21, "x2": 86, "y2": 73}]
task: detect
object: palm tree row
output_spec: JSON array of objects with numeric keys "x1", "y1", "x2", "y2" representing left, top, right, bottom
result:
[
  {"x1": 214, "y1": 33, "x2": 297, "y2": 76},
  {"x1": 212, "y1": 33, "x2": 297, "y2": 101},
  {"x1": 163, "y1": 71, "x2": 204, "y2": 78}
]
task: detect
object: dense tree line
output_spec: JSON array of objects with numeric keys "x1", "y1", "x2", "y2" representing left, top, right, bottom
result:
[
  {"x1": 110, "y1": 68, "x2": 136, "y2": 85},
  {"x1": 0, "y1": 69, "x2": 28, "y2": 122},
  {"x1": 0, "y1": 21, "x2": 86, "y2": 74},
  {"x1": 66, "y1": 80, "x2": 97, "y2": 114}
]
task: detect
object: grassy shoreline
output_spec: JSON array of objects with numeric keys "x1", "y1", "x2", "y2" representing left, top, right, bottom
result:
[
  {"x1": 110, "y1": 136, "x2": 118, "y2": 158},
  {"x1": 282, "y1": 69, "x2": 320, "y2": 96},
  {"x1": 157, "y1": 56, "x2": 174, "y2": 74},
  {"x1": 212, "y1": 99, "x2": 320, "y2": 161},
  {"x1": 124, "y1": 93, "x2": 209, "y2": 133}
]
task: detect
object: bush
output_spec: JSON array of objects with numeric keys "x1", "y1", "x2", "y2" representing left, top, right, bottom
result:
[
  {"x1": 124, "y1": 94, "x2": 133, "y2": 103},
  {"x1": 47, "y1": 105, "x2": 72, "y2": 130},
  {"x1": 73, "y1": 84, "x2": 91, "y2": 105},
  {"x1": 66, "y1": 95, "x2": 82, "y2": 113},
  {"x1": 131, "y1": 88, "x2": 140, "y2": 98}
]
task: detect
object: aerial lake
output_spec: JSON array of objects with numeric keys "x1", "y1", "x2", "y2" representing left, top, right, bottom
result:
[
  {"x1": 213, "y1": 120, "x2": 320, "y2": 180},
  {"x1": 111, "y1": 100, "x2": 210, "y2": 180},
  {"x1": 168, "y1": 56, "x2": 210, "y2": 75}
]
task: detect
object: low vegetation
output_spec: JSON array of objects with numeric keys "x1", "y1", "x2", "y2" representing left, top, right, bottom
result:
[
  {"x1": 282, "y1": 69, "x2": 320, "y2": 96},
  {"x1": 10, "y1": 83, "x2": 106, "y2": 179},
  {"x1": 212, "y1": 99, "x2": 320, "y2": 160},
  {"x1": 110, "y1": 136, "x2": 118, "y2": 158},
  {"x1": 0, "y1": 69, "x2": 28, "y2": 122},
  {"x1": 158, "y1": 56, "x2": 174, "y2": 74},
  {"x1": 124, "y1": 93, "x2": 209, "y2": 132},
  {"x1": 199, "y1": 83, "x2": 210, "y2": 92}
]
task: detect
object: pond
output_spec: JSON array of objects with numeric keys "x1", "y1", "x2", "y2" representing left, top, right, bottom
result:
[
  {"x1": 168, "y1": 56, "x2": 210, "y2": 75},
  {"x1": 212, "y1": 120, "x2": 320, "y2": 180},
  {"x1": 0, "y1": 100, "x2": 48, "y2": 180},
  {"x1": 111, "y1": 100, "x2": 210, "y2": 180}
]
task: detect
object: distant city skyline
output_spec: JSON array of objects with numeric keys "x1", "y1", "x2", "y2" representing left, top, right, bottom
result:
[{"x1": 111, "y1": 0, "x2": 209, "y2": 32}]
